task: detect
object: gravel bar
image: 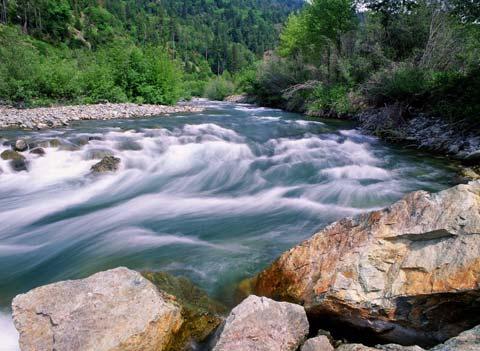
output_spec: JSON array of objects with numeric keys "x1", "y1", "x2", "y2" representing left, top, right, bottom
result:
[{"x1": 0, "y1": 103, "x2": 204, "y2": 130}]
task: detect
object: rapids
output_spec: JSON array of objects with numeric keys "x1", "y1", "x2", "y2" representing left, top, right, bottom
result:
[{"x1": 0, "y1": 100, "x2": 456, "y2": 349}]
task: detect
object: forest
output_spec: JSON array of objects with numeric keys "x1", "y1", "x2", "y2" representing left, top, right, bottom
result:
[
  {"x1": 1, "y1": 0, "x2": 479, "y2": 126},
  {"x1": 242, "y1": 0, "x2": 480, "y2": 124},
  {"x1": 0, "y1": 0, "x2": 302, "y2": 106}
]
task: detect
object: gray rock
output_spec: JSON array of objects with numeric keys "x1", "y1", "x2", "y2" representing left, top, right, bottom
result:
[
  {"x1": 336, "y1": 344, "x2": 424, "y2": 351},
  {"x1": 213, "y1": 295, "x2": 309, "y2": 351},
  {"x1": 12, "y1": 267, "x2": 183, "y2": 351},
  {"x1": 10, "y1": 158, "x2": 28, "y2": 172},
  {"x1": 91, "y1": 156, "x2": 121, "y2": 173},
  {"x1": 30, "y1": 147, "x2": 46, "y2": 156},
  {"x1": 301, "y1": 336, "x2": 334, "y2": 351},
  {"x1": 14, "y1": 139, "x2": 28, "y2": 152},
  {"x1": 430, "y1": 325, "x2": 480, "y2": 351}
]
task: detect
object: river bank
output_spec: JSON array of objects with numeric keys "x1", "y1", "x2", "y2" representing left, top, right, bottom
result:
[
  {"x1": 227, "y1": 95, "x2": 480, "y2": 179},
  {"x1": 0, "y1": 102, "x2": 204, "y2": 130}
]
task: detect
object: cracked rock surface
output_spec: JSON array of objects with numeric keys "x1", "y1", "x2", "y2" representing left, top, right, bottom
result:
[{"x1": 250, "y1": 181, "x2": 480, "y2": 347}]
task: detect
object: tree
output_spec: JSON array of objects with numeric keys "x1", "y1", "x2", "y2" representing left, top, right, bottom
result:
[{"x1": 280, "y1": 0, "x2": 356, "y2": 58}]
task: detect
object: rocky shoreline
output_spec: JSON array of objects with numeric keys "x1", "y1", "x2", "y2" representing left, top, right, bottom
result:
[
  {"x1": 9, "y1": 181, "x2": 480, "y2": 351},
  {"x1": 0, "y1": 102, "x2": 204, "y2": 130},
  {"x1": 225, "y1": 96, "x2": 480, "y2": 180}
]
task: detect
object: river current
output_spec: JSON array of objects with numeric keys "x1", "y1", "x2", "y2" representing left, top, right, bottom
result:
[{"x1": 0, "y1": 100, "x2": 456, "y2": 349}]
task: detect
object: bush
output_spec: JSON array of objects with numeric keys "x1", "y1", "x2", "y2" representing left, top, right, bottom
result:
[
  {"x1": 363, "y1": 64, "x2": 429, "y2": 106},
  {"x1": 307, "y1": 83, "x2": 356, "y2": 116},
  {"x1": 0, "y1": 25, "x2": 186, "y2": 106},
  {"x1": 203, "y1": 76, "x2": 235, "y2": 101}
]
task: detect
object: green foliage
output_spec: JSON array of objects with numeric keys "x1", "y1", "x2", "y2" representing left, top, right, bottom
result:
[
  {"x1": 249, "y1": 0, "x2": 479, "y2": 123},
  {"x1": 308, "y1": 84, "x2": 354, "y2": 115},
  {"x1": 203, "y1": 75, "x2": 235, "y2": 101},
  {"x1": 0, "y1": 25, "x2": 184, "y2": 106},
  {"x1": 279, "y1": 0, "x2": 356, "y2": 60},
  {"x1": 363, "y1": 64, "x2": 429, "y2": 105}
]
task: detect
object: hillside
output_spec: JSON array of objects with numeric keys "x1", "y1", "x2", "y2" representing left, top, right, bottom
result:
[{"x1": 0, "y1": 0, "x2": 303, "y2": 106}]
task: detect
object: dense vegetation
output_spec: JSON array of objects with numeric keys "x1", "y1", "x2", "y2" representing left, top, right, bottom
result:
[
  {"x1": 241, "y1": 0, "x2": 480, "y2": 123},
  {"x1": 0, "y1": 0, "x2": 302, "y2": 106}
]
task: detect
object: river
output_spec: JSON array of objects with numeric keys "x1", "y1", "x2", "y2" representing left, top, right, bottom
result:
[{"x1": 0, "y1": 100, "x2": 457, "y2": 349}]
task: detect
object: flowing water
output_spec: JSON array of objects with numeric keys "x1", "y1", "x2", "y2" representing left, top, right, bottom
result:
[{"x1": 0, "y1": 100, "x2": 457, "y2": 349}]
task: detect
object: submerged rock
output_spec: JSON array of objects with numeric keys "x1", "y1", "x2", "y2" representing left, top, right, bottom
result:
[
  {"x1": 1, "y1": 150, "x2": 28, "y2": 171},
  {"x1": 213, "y1": 295, "x2": 309, "y2": 351},
  {"x1": 12, "y1": 267, "x2": 183, "y2": 351},
  {"x1": 91, "y1": 156, "x2": 121, "y2": 173},
  {"x1": 1, "y1": 149, "x2": 25, "y2": 161},
  {"x1": 249, "y1": 181, "x2": 480, "y2": 347},
  {"x1": 142, "y1": 271, "x2": 227, "y2": 349},
  {"x1": 14, "y1": 139, "x2": 28, "y2": 152},
  {"x1": 29, "y1": 147, "x2": 46, "y2": 156}
]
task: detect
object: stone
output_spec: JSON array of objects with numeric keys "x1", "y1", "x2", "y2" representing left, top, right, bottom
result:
[
  {"x1": 1, "y1": 150, "x2": 25, "y2": 161},
  {"x1": 12, "y1": 267, "x2": 183, "y2": 351},
  {"x1": 301, "y1": 336, "x2": 334, "y2": 351},
  {"x1": 213, "y1": 295, "x2": 309, "y2": 351},
  {"x1": 30, "y1": 147, "x2": 46, "y2": 156},
  {"x1": 249, "y1": 181, "x2": 480, "y2": 347},
  {"x1": 430, "y1": 325, "x2": 480, "y2": 351},
  {"x1": 14, "y1": 139, "x2": 28, "y2": 152},
  {"x1": 10, "y1": 158, "x2": 28, "y2": 172},
  {"x1": 336, "y1": 344, "x2": 424, "y2": 351},
  {"x1": 142, "y1": 271, "x2": 227, "y2": 349},
  {"x1": 91, "y1": 156, "x2": 121, "y2": 173}
]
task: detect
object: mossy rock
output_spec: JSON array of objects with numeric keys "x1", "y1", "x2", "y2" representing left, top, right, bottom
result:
[
  {"x1": 1, "y1": 150, "x2": 25, "y2": 161},
  {"x1": 142, "y1": 271, "x2": 227, "y2": 351}
]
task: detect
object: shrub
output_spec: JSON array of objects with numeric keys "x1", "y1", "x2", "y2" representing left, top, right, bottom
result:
[
  {"x1": 362, "y1": 64, "x2": 429, "y2": 106},
  {"x1": 203, "y1": 77, "x2": 235, "y2": 101},
  {"x1": 307, "y1": 83, "x2": 356, "y2": 116}
]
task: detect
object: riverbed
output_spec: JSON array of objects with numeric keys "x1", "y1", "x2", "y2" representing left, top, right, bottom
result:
[{"x1": 0, "y1": 100, "x2": 457, "y2": 349}]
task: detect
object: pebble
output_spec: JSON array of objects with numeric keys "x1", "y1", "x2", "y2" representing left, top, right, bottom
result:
[{"x1": 0, "y1": 103, "x2": 204, "y2": 131}]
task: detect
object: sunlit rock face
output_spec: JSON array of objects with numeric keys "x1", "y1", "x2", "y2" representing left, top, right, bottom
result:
[
  {"x1": 251, "y1": 181, "x2": 480, "y2": 347},
  {"x1": 12, "y1": 268, "x2": 183, "y2": 351},
  {"x1": 213, "y1": 295, "x2": 309, "y2": 351}
]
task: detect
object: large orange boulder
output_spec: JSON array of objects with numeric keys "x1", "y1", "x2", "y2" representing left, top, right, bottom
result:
[{"x1": 250, "y1": 181, "x2": 480, "y2": 347}]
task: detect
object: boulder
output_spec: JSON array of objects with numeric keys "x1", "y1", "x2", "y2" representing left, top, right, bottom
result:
[
  {"x1": 91, "y1": 156, "x2": 121, "y2": 173},
  {"x1": 142, "y1": 271, "x2": 227, "y2": 349},
  {"x1": 1, "y1": 150, "x2": 25, "y2": 161},
  {"x1": 14, "y1": 139, "x2": 28, "y2": 152},
  {"x1": 10, "y1": 158, "x2": 28, "y2": 172},
  {"x1": 12, "y1": 267, "x2": 183, "y2": 351},
  {"x1": 301, "y1": 336, "x2": 334, "y2": 351},
  {"x1": 213, "y1": 295, "x2": 309, "y2": 351},
  {"x1": 249, "y1": 181, "x2": 480, "y2": 347},
  {"x1": 430, "y1": 325, "x2": 480, "y2": 351},
  {"x1": 30, "y1": 148, "x2": 46, "y2": 156}
]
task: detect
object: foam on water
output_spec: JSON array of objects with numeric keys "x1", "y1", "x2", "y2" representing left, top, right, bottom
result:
[
  {"x1": 0, "y1": 312, "x2": 18, "y2": 351},
  {"x1": 0, "y1": 101, "x2": 455, "y2": 335}
]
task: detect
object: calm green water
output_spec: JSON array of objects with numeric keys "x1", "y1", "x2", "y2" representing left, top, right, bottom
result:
[{"x1": 0, "y1": 100, "x2": 457, "y2": 348}]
